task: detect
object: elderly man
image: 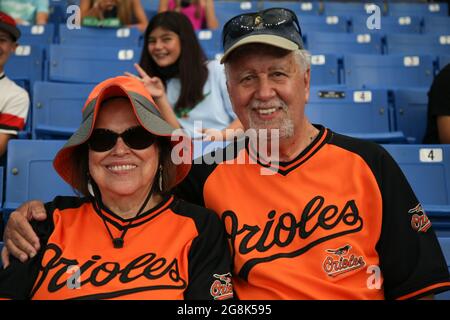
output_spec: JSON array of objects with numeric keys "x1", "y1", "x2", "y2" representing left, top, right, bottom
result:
[{"x1": 3, "y1": 8, "x2": 450, "y2": 300}]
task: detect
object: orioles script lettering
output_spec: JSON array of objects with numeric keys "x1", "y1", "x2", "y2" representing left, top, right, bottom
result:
[{"x1": 221, "y1": 195, "x2": 363, "y2": 278}]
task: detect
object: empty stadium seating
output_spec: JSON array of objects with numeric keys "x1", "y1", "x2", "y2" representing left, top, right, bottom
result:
[
  {"x1": 343, "y1": 54, "x2": 434, "y2": 88},
  {"x1": 5, "y1": 45, "x2": 45, "y2": 90},
  {"x1": 215, "y1": 1, "x2": 259, "y2": 25},
  {"x1": 3, "y1": 140, "x2": 77, "y2": 223},
  {"x1": 423, "y1": 16, "x2": 450, "y2": 34},
  {"x1": 49, "y1": 44, "x2": 140, "y2": 83},
  {"x1": 324, "y1": 1, "x2": 386, "y2": 16},
  {"x1": 386, "y1": 33, "x2": 450, "y2": 55},
  {"x1": 382, "y1": 144, "x2": 450, "y2": 223},
  {"x1": 32, "y1": 82, "x2": 95, "y2": 139},
  {"x1": 392, "y1": 88, "x2": 428, "y2": 143},
  {"x1": 310, "y1": 54, "x2": 340, "y2": 85},
  {"x1": 18, "y1": 24, "x2": 55, "y2": 47},
  {"x1": 58, "y1": 24, "x2": 142, "y2": 46},
  {"x1": 388, "y1": 2, "x2": 449, "y2": 17},
  {"x1": 307, "y1": 87, "x2": 405, "y2": 142},
  {"x1": 298, "y1": 15, "x2": 349, "y2": 33},
  {"x1": 351, "y1": 15, "x2": 422, "y2": 34},
  {"x1": 262, "y1": 0, "x2": 321, "y2": 15},
  {"x1": 306, "y1": 32, "x2": 383, "y2": 54}
]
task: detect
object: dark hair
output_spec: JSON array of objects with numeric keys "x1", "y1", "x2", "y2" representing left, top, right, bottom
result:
[
  {"x1": 139, "y1": 11, "x2": 208, "y2": 115},
  {"x1": 71, "y1": 137, "x2": 176, "y2": 198}
]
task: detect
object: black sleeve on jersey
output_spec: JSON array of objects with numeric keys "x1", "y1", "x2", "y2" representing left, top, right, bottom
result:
[
  {"x1": 428, "y1": 64, "x2": 450, "y2": 117},
  {"x1": 375, "y1": 147, "x2": 450, "y2": 299},
  {"x1": 0, "y1": 202, "x2": 55, "y2": 299},
  {"x1": 172, "y1": 199, "x2": 234, "y2": 300},
  {"x1": 331, "y1": 133, "x2": 450, "y2": 299}
]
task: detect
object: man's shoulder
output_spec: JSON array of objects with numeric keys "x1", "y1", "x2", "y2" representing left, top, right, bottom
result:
[
  {"x1": 327, "y1": 131, "x2": 393, "y2": 173},
  {"x1": 0, "y1": 77, "x2": 28, "y2": 98}
]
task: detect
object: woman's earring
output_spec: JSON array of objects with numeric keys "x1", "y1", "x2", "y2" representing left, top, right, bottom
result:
[
  {"x1": 87, "y1": 174, "x2": 95, "y2": 197},
  {"x1": 159, "y1": 165, "x2": 163, "y2": 191}
]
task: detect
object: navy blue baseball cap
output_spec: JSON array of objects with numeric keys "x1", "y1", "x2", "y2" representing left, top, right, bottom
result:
[{"x1": 220, "y1": 8, "x2": 304, "y2": 63}]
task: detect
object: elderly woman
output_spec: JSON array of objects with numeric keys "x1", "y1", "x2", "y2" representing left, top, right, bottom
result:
[{"x1": 0, "y1": 76, "x2": 233, "y2": 300}]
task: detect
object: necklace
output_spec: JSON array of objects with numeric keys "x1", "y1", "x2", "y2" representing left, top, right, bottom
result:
[{"x1": 91, "y1": 183, "x2": 154, "y2": 249}]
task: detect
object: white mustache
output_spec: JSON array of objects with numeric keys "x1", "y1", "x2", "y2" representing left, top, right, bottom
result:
[{"x1": 248, "y1": 99, "x2": 288, "y2": 111}]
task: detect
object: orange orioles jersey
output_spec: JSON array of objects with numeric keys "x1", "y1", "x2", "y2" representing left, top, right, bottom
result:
[
  {"x1": 176, "y1": 125, "x2": 450, "y2": 300},
  {"x1": 0, "y1": 196, "x2": 233, "y2": 300}
]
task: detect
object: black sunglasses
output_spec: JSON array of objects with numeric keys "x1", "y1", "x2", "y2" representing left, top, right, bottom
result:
[
  {"x1": 222, "y1": 8, "x2": 303, "y2": 52},
  {"x1": 88, "y1": 126, "x2": 157, "y2": 152}
]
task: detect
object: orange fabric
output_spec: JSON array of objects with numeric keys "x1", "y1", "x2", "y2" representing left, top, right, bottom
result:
[
  {"x1": 31, "y1": 197, "x2": 198, "y2": 300},
  {"x1": 204, "y1": 132, "x2": 386, "y2": 299}
]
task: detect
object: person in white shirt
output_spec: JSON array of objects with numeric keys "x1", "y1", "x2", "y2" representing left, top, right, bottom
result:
[{"x1": 0, "y1": 11, "x2": 29, "y2": 157}]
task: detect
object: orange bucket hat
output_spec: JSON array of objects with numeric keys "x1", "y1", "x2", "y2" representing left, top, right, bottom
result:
[{"x1": 53, "y1": 76, "x2": 192, "y2": 191}]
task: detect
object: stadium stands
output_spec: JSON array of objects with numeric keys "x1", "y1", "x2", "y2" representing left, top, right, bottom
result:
[
  {"x1": 32, "y1": 82, "x2": 95, "y2": 139},
  {"x1": 298, "y1": 15, "x2": 349, "y2": 33},
  {"x1": 310, "y1": 54, "x2": 340, "y2": 85},
  {"x1": 423, "y1": 16, "x2": 450, "y2": 34},
  {"x1": 18, "y1": 24, "x2": 55, "y2": 47},
  {"x1": 351, "y1": 15, "x2": 422, "y2": 34},
  {"x1": 386, "y1": 33, "x2": 450, "y2": 55},
  {"x1": 196, "y1": 29, "x2": 222, "y2": 60},
  {"x1": 5, "y1": 45, "x2": 45, "y2": 91},
  {"x1": 343, "y1": 54, "x2": 434, "y2": 88},
  {"x1": 388, "y1": 2, "x2": 449, "y2": 17},
  {"x1": 262, "y1": 0, "x2": 321, "y2": 15},
  {"x1": 307, "y1": 87, "x2": 405, "y2": 142},
  {"x1": 3, "y1": 140, "x2": 76, "y2": 223},
  {"x1": 306, "y1": 32, "x2": 383, "y2": 54},
  {"x1": 383, "y1": 144, "x2": 450, "y2": 225},
  {"x1": 58, "y1": 24, "x2": 142, "y2": 46},
  {"x1": 49, "y1": 44, "x2": 140, "y2": 83},
  {"x1": 215, "y1": 1, "x2": 259, "y2": 25},
  {"x1": 392, "y1": 88, "x2": 428, "y2": 143}
]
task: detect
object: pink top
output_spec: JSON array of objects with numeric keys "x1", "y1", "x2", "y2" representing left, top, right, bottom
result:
[{"x1": 168, "y1": 0, "x2": 205, "y2": 30}]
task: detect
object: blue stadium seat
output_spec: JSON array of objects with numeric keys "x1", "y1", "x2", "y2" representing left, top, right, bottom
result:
[
  {"x1": 306, "y1": 32, "x2": 383, "y2": 54},
  {"x1": 58, "y1": 24, "x2": 141, "y2": 46},
  {"x1": 3, "y1": 139, "x2": 77, "y2": 223},
  {"x1": 18, "y1": 25, "x2": 55, "y2": 47},
  {"x1": 351, "y1": 15, "x2": 422, "y2": 34},
  {"x1": 32, "y1": 82, "x2": 95, "y2": 139},
  {"x1": 214, "y1": 1, "x2": 259, "y2": 25},
  {"x1": 307, "y1": 88, "x2": 404, "y2": 143},
  {"x1": 196, "y1": 29, "x2": 222, "y2": 60},
  {"x1": 436, "y1": 237, "x2": 450, "y2": 300},
  {"x1": 309, "y1": 54, "x2": 340, "y2": 86},
  {"x1": 49, "y1": 44, "x2": 140, "y2": 83},
  {"x1": 439, "y1": 55, "x2": 450, "y2": 70},
  {"x1": 262, "y1": 1, "x2": 320, "y2": 15},
  {"x1": 4, "y1": 45, "x2": 45, "y2": 90},
  {"x1": 298, "y1": 15, "x2": 348, "y2": 34},
  {"x1": 423, "y1": 16, "x2": 450, "y2": 34},
  {"x1": 382, "y1": 144, "x2": 450, "y2": 221},
  {"x1": 324, "y1": 1, "x2": 385, "y2": 16},
  {"x1": 343, "y1": 54, "x2": 434, "y2": 88},
  {"x1": 386, "y1": 34, "x2": 450, "y2": 55},
  {"x1": 388, "y1": 2, "x2": 448, "y2": 17},
  {"x1": 392, "y1": 88, "x2": 428, "y2": 144}
]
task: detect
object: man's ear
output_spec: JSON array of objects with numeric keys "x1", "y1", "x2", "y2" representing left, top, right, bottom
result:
[{"x1": 304, "y1": 68, "x2": 311, "y2": 103}]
